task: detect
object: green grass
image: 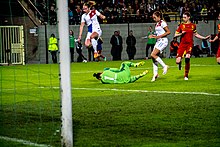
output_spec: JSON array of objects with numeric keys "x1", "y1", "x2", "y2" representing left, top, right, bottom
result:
[{"x1": 0, "y1": 57, "x2": 220, "y2": 146}]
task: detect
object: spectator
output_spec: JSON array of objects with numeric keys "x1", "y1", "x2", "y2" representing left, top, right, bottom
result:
[
  {"x1": 69, "y1": 30, "x2": 76, "y2": 62},
  {"x1": 110, "y1": 31, "x2": 123, "y2": 61},
  {"x1": 200, "y1": 4, "x2": 208, "y2": 23},
  {"x1": 111, "y1": 7, "x2": 119, "y2": 24},
  {"x1": 169, "y1": 37, "x2": 179, "y2": 58},
  {"x1": 49, "y1": 5, "x2": 57, "y2": 25},
  {"x1": 75, "y1": 41, "x2": 87, "y2": 62},
  {"x1": 97, "y1": 38, "x2": 106, "y2": 61},
  {"x1": 75, "y1": 5, "x2": 82, "y2": 25},
  {"x1": 142, "y1": 26, "x2": 156, "y2": 60},
  {"x1": 190, "y1": 2, "x2": 199, "y2": 24},
  {"x1": 68, "y1": 7, "x2": 74, "y2": 25},
  {"x1": 126, "y1": 30, "x2": 136, "y2": 60},
  {"x1": 48, "y1": 34, "x2": 58, "y2": 63}
]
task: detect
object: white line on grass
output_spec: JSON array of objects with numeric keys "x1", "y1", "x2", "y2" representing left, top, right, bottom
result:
[
  {"x1": 0, "y1": 136, "x2": 51, "y2": 147},
  {"x1": 71, "y1": 87, "x2": 220, "y2": 96},
  {"x1": 2, "y1": 87, "x2": 219, "y2": 96}
]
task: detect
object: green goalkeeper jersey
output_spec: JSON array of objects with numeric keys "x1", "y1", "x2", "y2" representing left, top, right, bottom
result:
[{"x1": 100, "y1": 62, "x2": 137, "y2": 84}]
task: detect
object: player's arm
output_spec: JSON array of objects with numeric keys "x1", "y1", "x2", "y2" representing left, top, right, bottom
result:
[
  {"x1": 149, "y1": 26, "x2": 170, "y2": 39},
  {"x1": 194, "y1": 32, "x2": 210, "y2": 40},
  {"x1": 174, "y1": 29, "x2": 187, "y2": 38},
  {"x1": 209, "y1": 35, "x2": 218, "y2": 42},
  {"x1": 174, "y1": 24, "x2": 185, "y2": 38},
  {"x1": 78, "y1": 22, "x2": 85, "y2": 41},
  {"x1": 99, "y1": 13, "x2": 106, "y2": 20},
  {"x1": 158, "y1": 26, "x2": 170, "y2": 39}
]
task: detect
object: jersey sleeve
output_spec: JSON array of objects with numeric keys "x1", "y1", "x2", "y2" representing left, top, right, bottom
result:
[
  {"x1": 161, "y1": 21, "x2": 168, "y2": 28},
  {"x1": 95, "y1": 10, "x2": 101, "y2": 16},
  {"x1": 193, "y1": 24, "x2": 197, "y2": 33},
  {"x1": 81, "y1": 14, "x2": 86, "y2": 23}
]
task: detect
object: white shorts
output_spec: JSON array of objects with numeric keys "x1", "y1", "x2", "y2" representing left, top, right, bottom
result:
[
  {"x1": 86, "y1": 29, "x2": 102, "y2": 40},
  {"x1": 154, "y1": 38, "x2": 168, "y2": 51}
]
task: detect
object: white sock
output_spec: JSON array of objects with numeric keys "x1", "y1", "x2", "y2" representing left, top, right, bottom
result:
[
  {"x1": 153, "y1": 62, "x2": 158, "y2": 76},
  {"x1": 155, "y1": 57, "x2": 166, "y2": 68},
  {"x1": 91, "y1": 38, "x2": 97, "y2": 53}
]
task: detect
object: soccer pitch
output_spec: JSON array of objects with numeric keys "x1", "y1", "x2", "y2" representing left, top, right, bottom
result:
[{"x1": 0, "y1": 57, "x2": 220, "y2": 146}]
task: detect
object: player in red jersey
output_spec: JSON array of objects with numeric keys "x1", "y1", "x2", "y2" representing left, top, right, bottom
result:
[
  {"x1": 209, "y1": 13, "x2": 220, "y2": 64},
  {"x1": 174, "y1": 11, "x2": 210, "y2": 80}
]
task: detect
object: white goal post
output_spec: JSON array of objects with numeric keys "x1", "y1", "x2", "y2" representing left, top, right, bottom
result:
[{"x1": 57, "y1": 0, "x2": 73, "y2": 146}]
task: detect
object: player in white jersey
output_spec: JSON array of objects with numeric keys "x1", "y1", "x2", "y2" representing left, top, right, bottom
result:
[
  {"x1": 78, "y1": 1, "x2": 106, "y2": 59},
  {"x1": 149, "y1": 11, "x2": 170, "y2": 82}
]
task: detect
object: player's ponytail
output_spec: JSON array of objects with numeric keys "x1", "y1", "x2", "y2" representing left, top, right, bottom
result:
[{"x1": 84, "y1": 1, "x2": 96, "y2": 9}]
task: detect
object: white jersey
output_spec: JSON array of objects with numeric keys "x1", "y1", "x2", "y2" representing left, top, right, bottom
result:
[
  {"x1": 81, "y1": 10, "x2": 101, "y2": 33},
  {"x1": 154, "y1": 20, "x2": 168, "y2": 51},
  {"x1": 155, "y1": 20, "x2": 167, "y2": 37}
]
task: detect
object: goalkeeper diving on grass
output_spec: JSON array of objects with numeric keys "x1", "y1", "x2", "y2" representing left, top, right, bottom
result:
[{"x1": 93, "y1": 61, "x2": 148, "y2": 84}]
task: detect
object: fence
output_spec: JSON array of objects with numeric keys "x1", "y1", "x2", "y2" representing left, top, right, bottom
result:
[{"x1": 0, "y1": 26, "x2": 25, "y2": 65}]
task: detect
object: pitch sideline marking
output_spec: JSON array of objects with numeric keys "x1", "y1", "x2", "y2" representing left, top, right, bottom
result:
[
  {"x1": 2, "y1": 86, "x2": 220, "y2": 96},
  {"x1": 0, "y1": 136, "x2": 51, "y2": 147},
  {"x1": 71, "y1": 87, "x2": 220, "y2": 96}
]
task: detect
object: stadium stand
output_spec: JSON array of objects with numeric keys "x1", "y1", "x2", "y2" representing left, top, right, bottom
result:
[{"x1": 1, "y1": 0, "x2": 219, "y2": 25}]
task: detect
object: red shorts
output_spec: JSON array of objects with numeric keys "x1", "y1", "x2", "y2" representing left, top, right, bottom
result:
[
  {"x1": 176, "y1": 42, "x2": 193, "y2": 58},
  {"x1": 217, "y1": 47, "x2": 220, "y2": 58}
]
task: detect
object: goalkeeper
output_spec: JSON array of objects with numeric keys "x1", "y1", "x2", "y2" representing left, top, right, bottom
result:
[{"x1": 93, "y1": 61, "x2": 148, "y2": 84}]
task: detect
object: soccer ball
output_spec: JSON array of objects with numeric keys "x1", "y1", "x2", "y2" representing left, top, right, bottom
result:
[{"x1": 83, "y1": 60, "x2": 87, "y2": 63}]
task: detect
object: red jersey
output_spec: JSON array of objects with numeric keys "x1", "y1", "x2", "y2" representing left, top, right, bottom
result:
[{"x1": 176, "y1": 23, "x2": 197, "y2": 43}]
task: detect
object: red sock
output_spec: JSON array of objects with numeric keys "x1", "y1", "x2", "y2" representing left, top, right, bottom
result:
[{"x1": 184, "y1": 62, "x2": 190, "y2": 77}]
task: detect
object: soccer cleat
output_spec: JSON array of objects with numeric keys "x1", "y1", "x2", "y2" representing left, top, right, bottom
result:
[
  {"x1": 135, "y1": 61, "x2": 145, "y2": 67},
  {"x1": 104, "y1": 57, "x2": 107, "y2": 61},
  {"x1": 162, "y1": 65, "x2": 168, "y2": 75},
  {"x1": 151, "y1": 74, "x2": 159, "y2": 82},
  {"x1": 184, "y1": 77, "x2": 188, "y2": 80},
  {"x1": 94, "y1": 52, "x2": 99, "y2": 58}
]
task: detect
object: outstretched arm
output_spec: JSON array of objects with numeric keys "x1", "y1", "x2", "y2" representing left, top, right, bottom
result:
[
  {"x1": 209, "y1": 35, "x2": 218, "y2": 42},
  {"x1": 78, "y1": 22, "x2": 85, "y2": 41},
  {"x1": 194, "y1": 32, "x2": 210, "y2": 40},
  {"x1": 99, "y1": 13, "x2": 106, "y2": 20},
  {"x1": 174, "y1": 31, "x2": 186, "y2": 38}
]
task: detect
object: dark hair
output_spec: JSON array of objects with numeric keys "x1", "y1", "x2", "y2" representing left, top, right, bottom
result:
[
  {"x1": 183, "y1": 11, "x2": 191, "y2": 17},
  {"x1": 153, "y1": 11, "x2": 163, "y2": 19},
  {"x1": 51, "y1": 33, "x2": 55, "y2": 37},
  {"x1": 93, "y1": 73, "x2": 102, "y2": 80}
]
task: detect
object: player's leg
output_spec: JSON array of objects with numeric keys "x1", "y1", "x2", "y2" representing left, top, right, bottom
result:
[
  {"x1": 90, "y1": 32, "x2": 98, "y2": 58},
  {"x1": 184, "y1": 45, "x2": 192, "y2": 80},
  {"x1": 151, "y1": 58, "x2": 159, "y2": 82},
  {"x1": 216, "y1": 48, "x2": 220, "y2": 64},
  {"x1": 151, "y1": 39, "x2": 168, "y2": 75},
  {"x1": 176, "y1": 44, "x2": 185, "y2": 70},
  {"x1": 85, "y1": 32, "x2": 92, "y2": 48},
  {"x1": 130, "y1": 70, "x2": 149, "y2": 83},
  {"x1": 184, "y1": 54, "x2": 191, "y2": 80}
]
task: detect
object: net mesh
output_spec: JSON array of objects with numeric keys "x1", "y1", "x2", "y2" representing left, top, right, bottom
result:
[{"x1": 0, "y1": 0, "x2": 61, "y2": 146}]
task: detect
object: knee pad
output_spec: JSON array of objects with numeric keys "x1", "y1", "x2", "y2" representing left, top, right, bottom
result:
[{"x1": 185, "y1": 58, "x2": 190, "y2": 63}]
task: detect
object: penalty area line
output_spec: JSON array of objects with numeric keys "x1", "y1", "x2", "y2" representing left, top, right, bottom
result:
[
  {"x1": 0, "y1": 136, "x2": 51, "y2": 147},
  {"x1": 72, "y1": 87, "x2": 220, "y2": 96}
]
